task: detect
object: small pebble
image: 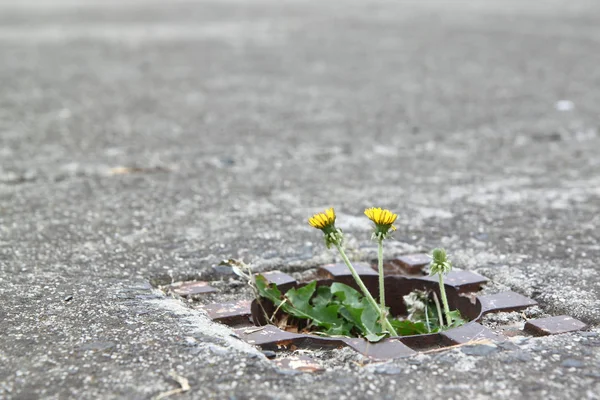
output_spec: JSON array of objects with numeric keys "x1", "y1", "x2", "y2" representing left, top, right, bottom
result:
[
  {"x1": 262, "y1": 350, "x2": 277, "y2": 359},
  {"x1": 561, "y1": 358, "x2": 584, "y2": 368},
  {"x1": 372, "y1": 364, "x2": 402, "y2": 375},
  {"x1": 461, "y1": 344, "x2": 499, "y2": 357}
]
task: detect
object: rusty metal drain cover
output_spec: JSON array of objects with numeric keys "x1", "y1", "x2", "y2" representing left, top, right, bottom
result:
[{"x1": 165, "y1": 254, "x2": 587, "y2": 361}]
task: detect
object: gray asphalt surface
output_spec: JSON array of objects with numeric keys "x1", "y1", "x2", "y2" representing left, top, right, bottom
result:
[{"x1": 1, "y1": 0, "x2": 599, "y2": 399}]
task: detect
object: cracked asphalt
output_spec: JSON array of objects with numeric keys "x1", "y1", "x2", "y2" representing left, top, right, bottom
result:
[{"x1": 1, "y1": 0, "x2": 599, "y2": 399}]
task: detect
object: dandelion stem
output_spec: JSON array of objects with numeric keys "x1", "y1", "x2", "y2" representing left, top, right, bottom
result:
[
  {"x1": 432, "y1": 291, "x2": 444, "y2": 328},
  {"x1": 424, "y1": 296, "x2": 431, "y2": 333},
  {"x1": 438, "y1": 274, "x2": 452, "y2": 326},
  {"x1": 270, "y1": 298, "x2": 288, "y2": 323},
  {"x1": 334, "y1": 243, "x2": 398, "y2": 336},
  {"x1": 377, "y1": 238, "x2": 386, "y2": 311}
]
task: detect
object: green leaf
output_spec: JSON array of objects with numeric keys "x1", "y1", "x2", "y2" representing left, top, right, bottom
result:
[
  {"x1": 339, "y1": 303, "x2": 386, "y2": 341},
  {"x1": 284, "y1": 282, "x2": 346, "y2": 329},
  {"x1": 446, "y1": 310, "x2": 467, "y2": 329},
  {"x1": 390, "y1": 319, "x2": 429, "y2": 336},
  {"x1": 330, "y1": 282, "x2": 363, "y2": 307},
  {"x1": 312, "y1": 285, "x2": 333, "y2": 307},
  {"x1": 365, "y1": 333, "x2": 386, "y2": 343},
  {"x1": 323, "y1": 321, "x2": 354, "y2": 336},
  {"x1": 339, "y1": 304, "x2": 364, "y2": 328},
  {"x1": 285, "y1": 281, "x2": 317, "y2": 312},
  {"x1": 360, "y1": 299, "x2": 383, "y2": 336},
  {"x1": 331, "y1": 283, "x2": 386, "y2": 340},
  {"x1": 254, "y1": 278, "x2": 466, "y2": 340},
  {"x1": 255, "y1": 275, "x2": 283, "y2": 306},
  {"x1": 309, "y1": 304, "x2": 343, "y2": 328}
]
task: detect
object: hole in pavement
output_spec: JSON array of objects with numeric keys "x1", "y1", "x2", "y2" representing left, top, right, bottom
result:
[{"x1": 153, "y1": 254, "x2": 588, "y2": 372}]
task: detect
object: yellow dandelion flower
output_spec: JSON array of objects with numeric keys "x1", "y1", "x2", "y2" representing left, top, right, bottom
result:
[
  {"x1": 364, "y1": 207, "x2": 398, "y2": 239},
  {"x1": 308, "y1": 207, "x2": 336, "y2": 231},
  {"x1": 308, "y1": 207, "x2": 343, "y2": 248}
]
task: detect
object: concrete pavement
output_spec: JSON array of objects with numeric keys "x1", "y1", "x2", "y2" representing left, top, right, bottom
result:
[{"x1": 1, "y1": 0, "x2": 599, "y2": 398}]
